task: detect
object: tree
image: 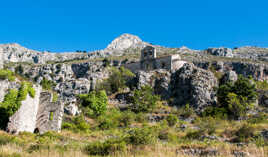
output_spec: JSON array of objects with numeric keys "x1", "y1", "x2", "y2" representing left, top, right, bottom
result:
[
  {"x1": 215, "y1": 75, "x2": 257, "y2": 118},
  {"x1": 79, "y1": 90, "x2": 108, "y2": 117},
  {"x1": 130, "y1": 86, "x2": 160, "y2": 113}
]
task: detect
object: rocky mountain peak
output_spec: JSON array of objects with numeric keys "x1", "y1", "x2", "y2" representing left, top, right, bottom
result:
[{"x1": 105, "y1": 33, "x2": 149, "y2": 51}]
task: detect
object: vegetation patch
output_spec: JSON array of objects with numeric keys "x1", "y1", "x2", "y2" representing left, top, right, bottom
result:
[{"x1": 0, "y1": 69, "x2": 15, "y2": 81}]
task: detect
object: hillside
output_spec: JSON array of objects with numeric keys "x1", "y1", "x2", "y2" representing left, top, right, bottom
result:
[{"x1": 0, "y1": 34, "x2": 267, "y2": 157}]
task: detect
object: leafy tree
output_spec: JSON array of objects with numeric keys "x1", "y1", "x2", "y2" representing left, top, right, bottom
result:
[
  {"x1": 130, "y1": 86, "x2": 160, "y2": 113},
  {"x1": 215, "y1": 75, "x2": 257, "y2": 118},
  {"x1": 96, "y1": 67, "x2": 135, "y2": 94},
  {"x1": 79, "y1": 90, "x2": 108, "y2": 117}
]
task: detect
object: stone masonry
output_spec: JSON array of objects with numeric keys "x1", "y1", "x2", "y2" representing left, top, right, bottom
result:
[
  {"x1": 35, "y1": 92, "x2": 64, "y2": 134},
  {"x1": 125, "y1": 46, "x2": 186, "y2": 73}
]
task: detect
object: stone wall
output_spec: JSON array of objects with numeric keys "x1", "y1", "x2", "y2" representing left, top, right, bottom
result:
[
  {"x1": 36, "y1": 92, "x2": 64, "y2": 134},
  {"x1": 7, "y1": 85, "x2": 41, "y2": 134},
  {"x1": 124, "y1": 62, "x2": 140, "y2": 73}
]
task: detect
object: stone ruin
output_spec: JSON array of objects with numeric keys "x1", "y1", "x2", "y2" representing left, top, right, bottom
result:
[
  {"x1": 7, "y1": 88, "x2": 64, "y2": 134},
  {"x1": 35, "y1": 92, "x2": 64, "y2": 134},
  {"x1": 125, "y1": 46, "x2": 186, "y2": 72}
]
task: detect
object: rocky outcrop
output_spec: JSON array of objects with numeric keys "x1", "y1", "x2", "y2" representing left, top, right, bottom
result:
[
  {"x1": 0, "y1": 43, "x2": 90, "y2": 64},
  {"x1": 221, "y1": 70, "x2": 238, "y2": 84},
  {"x1": 136, "y1": 69, "x2": 171, "y2": 99},
  {"x1": 7, "y1": 85, "x2": 42, "y2": 134},
  {"x1": 106, "y1": 34, "x2": 149, "y2": 51},
  {"x1": 171, "y1": 63, "x2": 218, "y2": 111},
  {"x1": 0, "y1": 47, "x2": 3, "y2": 69},
  {"x1": 206, "y1": 47, "x2": 233, "y2": 57},
  {"x1": 64, "y1": 103, "x2": 80, "y2": 116}
]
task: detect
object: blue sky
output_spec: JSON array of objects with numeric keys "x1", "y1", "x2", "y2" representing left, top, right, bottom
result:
[{"x1": 0, "y1": 0, "x2": 268, "y2": 52}]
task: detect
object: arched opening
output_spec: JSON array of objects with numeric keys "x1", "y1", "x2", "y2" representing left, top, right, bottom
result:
[{"x1": 34, "y1": 128, "x2": 39, "y2": 134}]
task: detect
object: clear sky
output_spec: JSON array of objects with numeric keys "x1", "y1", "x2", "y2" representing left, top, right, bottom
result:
[{"x1": 0, "y1": 0, "x2": 268, "y2": 52}]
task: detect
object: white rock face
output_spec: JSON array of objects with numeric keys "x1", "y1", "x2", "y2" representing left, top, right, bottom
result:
[
  {"x1": 0, "y1": 43, "x2": 90, "y2": 64},
  {"x1": 7, "y1": 85, "x2": 41, "y2": 134},
  {"x1": 0, "y1": 80, "x2": 9, "y2": 102},
  {"x1": 106, "y1": 33, "x2": 148, "y2": 51},
  {"x1": 0, "y1": 47, "x2": 3, "y2": 69}
]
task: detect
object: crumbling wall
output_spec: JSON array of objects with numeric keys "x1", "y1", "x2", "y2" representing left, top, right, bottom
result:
[
  {"x1": 36, "y1": 92, "x2": 64, "y2": 134},
  {"x1": 7, "y1": 85, "x2": 41, "y2": 134},
  {"x1": 154, "y1": 56, "x2": 172, "y2": 70}
]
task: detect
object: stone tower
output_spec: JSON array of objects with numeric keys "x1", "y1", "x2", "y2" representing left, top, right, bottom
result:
[{"x1": 140, "y1": 46, "x2": 156, "y2": 71}]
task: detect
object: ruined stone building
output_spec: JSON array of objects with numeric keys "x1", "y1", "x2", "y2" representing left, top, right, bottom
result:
[
  {"x1": 125, "y1": 46, "x2": 186, "y2": 72},
  {"x1": 7, "y1": 87, "x2": 64, "y2": 134}
]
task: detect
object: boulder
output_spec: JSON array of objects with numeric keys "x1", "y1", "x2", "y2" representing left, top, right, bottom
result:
[
  {"x1": 171, "y1": 63, "x2": 218, "y2": 112},
  {"x1": 221, "y1": 70, "x2": 238, "y2": 84},
  {"x1": 64, "y1": 103, "x2": 80, "y2": 116}
]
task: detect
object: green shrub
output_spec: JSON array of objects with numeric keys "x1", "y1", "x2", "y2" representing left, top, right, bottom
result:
[
  {"x1": 130, "y1": 86, "x2": 160, "y2": 113},
  {"x1": 166, "y1": 114, "x2": 178, "y2": 127},
  {"x1": 215, "y1": 75, "x2": 257, "y2": 118},
  {"x1": 41, "y1": 78, "x2": 55, "y2": 90},
  {"x1": 135, "y1": 112, "x2": 147, "y2": 123},
  {"x1": 85, "y1": 138, "x2": 126, "y2": 156},
  {"x1": 180, "y1": 103, "x2": 195, "y2": 118},
  {"x1": 125, "y1": 127, "x2": 157, "y2": 145},
  {"x1": 79, "y1": 90, "x2": 108, "y2": 117},
  {"x1": 61, "y1": 116, "x2": 90, "y2": 133},
  {"x1": 0, "y1": 89, "x2": 19, "y2": 129},
  {"x1": 234, "y1": 124, "x2": 256, "y2": 142},
  {"x1": 118, "y1": 110, "x2": 135, "y2": 127},
  {"x1": 52, "y1": 92, "x2": 58, "y2": 102},
  {"x1": 96, "y1": 67, "x2": 135, "y2": 94},
  {"x1": 0, "y1": 69, "x2": 15, "y2": 81},
  {"x1": 256, "y1": 80, "x2": 268, "y2": 90},
  {"x1": 97, "y1": 109, "x2": 121, "y2": 130},
  {"x1": 226, "y1": 93, "x2": 250, "y2": 118},
  {"x1": 247, "y1": 113, "x2": 268, "y2": 124},
  {"x1": 202, "y1": 106, "x2": 228, "y2": 118}
]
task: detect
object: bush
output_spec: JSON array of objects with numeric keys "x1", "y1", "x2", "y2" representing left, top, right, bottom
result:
[
  {"x1": 96, "y1": 67, "x2": 135, "y2": 94},
  {"x1": 0, "y1": 69, "x2": 15, "y2": 81},
  {"x1": 62, "y1": 116, "x2": 90, "y2": 133},
  {"x1": 130, "y1": 86, "x2": 160, "y2": 113},
  {"x1": 166, "y1": 114, "x2": 178, "y2": 127},
  {"x1": 118, "y1": 110, "x2": 135, "y2": 127},
  {"x1": 41, "y1": 78, "x2": 55, "y2": 90},
  {"x1": 215, "y1": 75, "x2": 257, "y2": 118},
  {"x1": 0, "y1": 89, "x2": 19, "y2": 129},
  {"x1": 97, "y1": 109, "x2": 121, "y2": 130},
  {"x1": 202, "y1": 106, "x2": 228, "y2": 118},
  {"x1": 125, "y1": 127, "x2": 157, "y2": 145},
  {"x1": 85, "y1": 138, "x2": 126, "y2": 156},
  {"x1": 247, "y1": 113, "x2": 268, "y2": 124},
  {"x1": 234, "y1": 124, "x2": 256, "y2": 142},
  {"x1": 180, "y1": 103, "x2": 195, "y2": 118},
  {"x1": 79, "y1": 90, "x2": 108, "y2": 117}
]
